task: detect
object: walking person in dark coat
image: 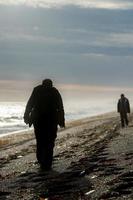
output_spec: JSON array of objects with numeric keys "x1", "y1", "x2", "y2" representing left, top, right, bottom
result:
[
  {"x1": 24, "y1": 79, "x2": 65, "y2": 170},
  {"x1": 117, "y1": 94, "x2": 130, "y2": 128}
]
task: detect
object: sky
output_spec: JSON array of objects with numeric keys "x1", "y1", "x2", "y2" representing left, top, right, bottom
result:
[{"x1": 0, "y1": 0, "x2": 133, "y2": 101}]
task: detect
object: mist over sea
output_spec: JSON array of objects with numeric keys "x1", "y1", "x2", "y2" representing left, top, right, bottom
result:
[{"x1": 0, "y1": 98, "x2": 115, "y2": 135}]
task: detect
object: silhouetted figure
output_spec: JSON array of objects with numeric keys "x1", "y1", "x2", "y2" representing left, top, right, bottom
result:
[
  {"x1": 117, "y1": 94, "x2": 130, "y2": 128},
  {"x1": 24, "y1": 79, "x2": 65, "y2": 170}
]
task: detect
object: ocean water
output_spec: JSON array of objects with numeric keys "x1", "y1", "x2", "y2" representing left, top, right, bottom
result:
[
  {"x1": 0, "y1": 100, "x2": 115, "y2": 135},
  {"x1": 0, "y1": 102, "x2": 26, "y2": 135}
]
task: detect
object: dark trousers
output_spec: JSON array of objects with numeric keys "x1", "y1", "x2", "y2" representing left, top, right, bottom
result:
[
  {"x1": 34, "y1": 121, "x2": 57, "y2": 169},
  {"x1": 120, "y1": 112, "x2": 128, "y2": 127}
]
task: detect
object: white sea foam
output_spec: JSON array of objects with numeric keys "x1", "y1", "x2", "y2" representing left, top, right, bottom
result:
[{"x1": 0, "y1": 102, "x2": 26, "y2": 134}]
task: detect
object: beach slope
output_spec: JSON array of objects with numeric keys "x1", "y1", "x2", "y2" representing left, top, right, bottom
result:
[{"x1": 0, "y1": 112, "x2": 133, "y2": 200}]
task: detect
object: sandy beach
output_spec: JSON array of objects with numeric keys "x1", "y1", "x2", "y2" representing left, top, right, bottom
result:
[{"x1": 0, "y1": 112, "x2": 133, "y2": 200}]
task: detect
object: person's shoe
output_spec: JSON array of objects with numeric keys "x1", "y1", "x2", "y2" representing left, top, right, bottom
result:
[{"x1": 40, "y1": 164, "x2": 52, "y2": 171}]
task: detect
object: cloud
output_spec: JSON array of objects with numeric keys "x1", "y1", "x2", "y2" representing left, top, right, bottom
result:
[
  {"x1": 0, "y1": 30, "x2": 66, "y2": 44},
  {"x1": 82, "y1": 32, "x2": 133, "y2": 48},
  {"x1": 1, "y1": 25, "x2": 133, "y2": 52},
  {"x1": 0, "y1": 1, "x2": 133, "y2": 89},
  {"x1": 0, "y1": 0, "x2": 133, "y2": 10},
  {"x1": 103, "y1": 32, "x2": 133, "y2": 47}
]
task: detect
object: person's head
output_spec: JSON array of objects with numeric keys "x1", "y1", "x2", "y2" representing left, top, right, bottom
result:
[
  {"x1": 121, "y1": 94, "x2": 125, "y2": 99},
  {"x1": 42, "y1": 79, "x2": 53, "y2": 88}
]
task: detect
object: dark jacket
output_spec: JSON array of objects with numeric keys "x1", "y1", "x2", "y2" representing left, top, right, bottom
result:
[
  {"x1": 117, "y1": 97, "x2": 130, "y2": 113},
  {"x1": 24, "y1": 85, "x2": 65, "y2": 127}
]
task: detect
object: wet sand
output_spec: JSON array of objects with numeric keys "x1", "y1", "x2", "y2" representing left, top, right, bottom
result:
[{"x1": 0, "y1": 112, "x2": 133, "y2": 200}]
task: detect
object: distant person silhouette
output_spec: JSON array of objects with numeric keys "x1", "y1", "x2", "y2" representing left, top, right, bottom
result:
[
  {"x1": 24, "y1": 79, "x2": 65, "y2": 170},
  {"x1": 117, "y1": 94, "x2": 130, "y2": 128}
]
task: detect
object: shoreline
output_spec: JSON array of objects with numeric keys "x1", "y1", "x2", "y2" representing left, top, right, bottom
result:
[
  {"x1": 0, "y1": 110, "x2": 115, "y2": 138},
  {"x1": 0, "y1": 111, "x2": 117, "y2": 147},
  {"x1": 0, "y1": 110, "x2": 116, "y2": 137}
]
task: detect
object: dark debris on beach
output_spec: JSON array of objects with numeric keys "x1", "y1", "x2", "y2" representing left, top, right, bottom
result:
[{"x1": 0, "y1": 113, "x2": 133, "y2": 200}]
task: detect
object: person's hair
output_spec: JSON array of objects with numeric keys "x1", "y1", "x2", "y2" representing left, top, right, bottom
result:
[
  {"x1": 121, "y1": 94, "x2": 125, "y2": 98},
  {"x1": 42, "y1": 79, "x2": 53, "y2": 88}
]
